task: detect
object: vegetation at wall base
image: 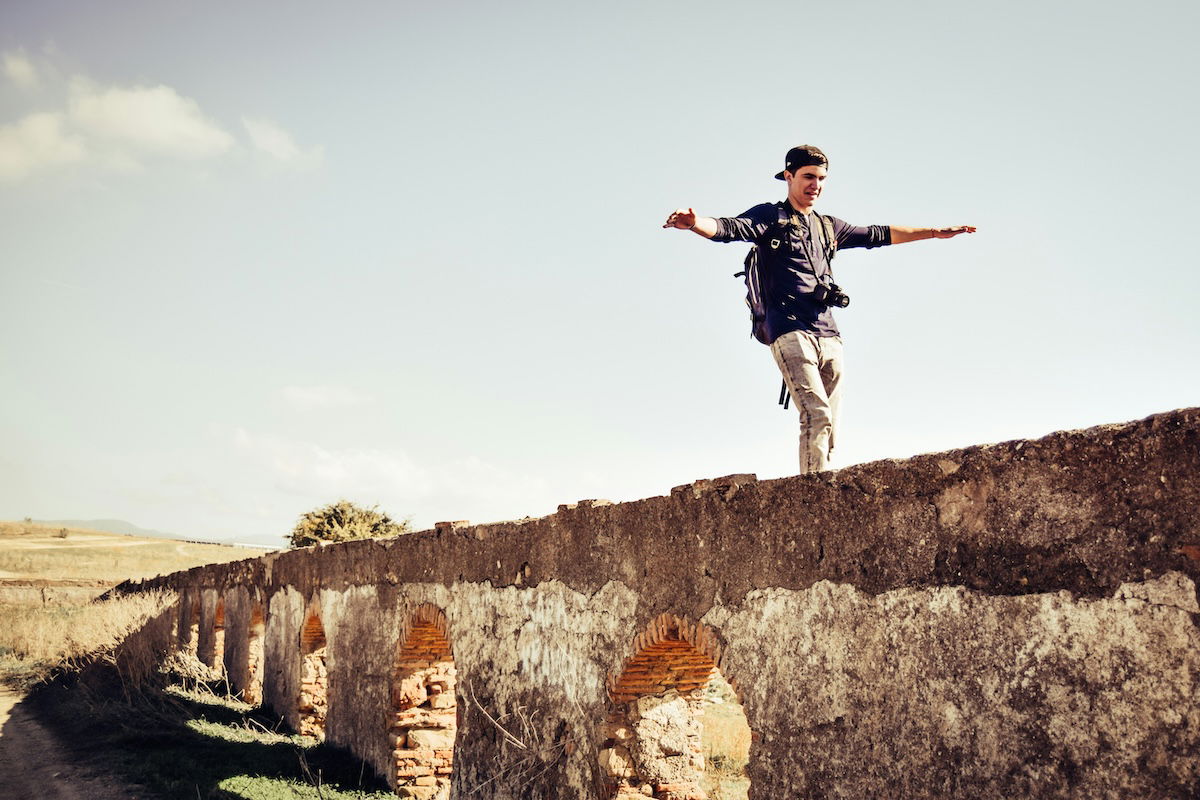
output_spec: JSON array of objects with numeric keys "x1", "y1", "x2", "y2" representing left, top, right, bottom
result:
[
  {"x1": 30, "y1": 661, "x2": 395, "y2": 800},
  {"x1": 0, "y1": 590, "x2": 178, "y2": 691},
  {"x1": 0, "y1": 521, "x2": 393, "y2": 798}
]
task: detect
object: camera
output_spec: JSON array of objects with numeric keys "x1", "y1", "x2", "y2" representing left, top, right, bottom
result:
[{"x1": 812, "y1": 281, "x2": 850, "y2": 308}]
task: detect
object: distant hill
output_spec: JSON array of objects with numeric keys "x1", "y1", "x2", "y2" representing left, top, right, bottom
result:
[{"x1": 32, "y1": 518, "x2": 275, "y2": 548}]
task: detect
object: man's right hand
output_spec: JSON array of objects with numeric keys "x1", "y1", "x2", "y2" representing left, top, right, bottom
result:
[{"x1": 662, "y1": 208, "x2": 697, "y2": 229}]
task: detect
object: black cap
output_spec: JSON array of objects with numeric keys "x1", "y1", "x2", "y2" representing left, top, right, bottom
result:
[{"x1": 774, "y1": 145, "x2": 828, "y2": 180}]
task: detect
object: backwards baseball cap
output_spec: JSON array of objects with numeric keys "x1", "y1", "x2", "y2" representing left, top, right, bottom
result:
[{"x1": 774, "y1": 144, "x2": 828, "y2": 180}]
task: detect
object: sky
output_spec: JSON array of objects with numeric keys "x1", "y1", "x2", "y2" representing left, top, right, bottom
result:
[{"x1": 2, "y1": 0, "x2": 1197, "y2": 547}]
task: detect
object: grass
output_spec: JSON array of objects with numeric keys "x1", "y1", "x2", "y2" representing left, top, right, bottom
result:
[
  {"x1": 0, "y1": 520, "x2": 267, "y2": 583},
  {"x1": 0, "y1": 519, "x2": 266, "y2": 689},
  {"x1": 0, "y1": 589, "x2": 177, "y2": 690},
  {"x1": 0, "y1": 520, "x2": 393, "y2": 800},
  {"x1": 700, "y1": 673, "x2": 752, "y2": 800},
  {"x1": 31, "y1": 668, "x2": 396, "y2": 799}
]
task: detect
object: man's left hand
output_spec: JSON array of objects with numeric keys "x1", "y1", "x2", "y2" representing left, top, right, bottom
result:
[{"x1": 931, "y1": 225, "x2": 977, "y2": 239}]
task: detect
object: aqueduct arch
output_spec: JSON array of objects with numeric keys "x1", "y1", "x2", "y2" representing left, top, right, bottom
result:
[
  {"x1": 298, "y1": 602, "x2": 329, "y2": 739},
  {"x1": 179, "y1": 595, "x2": 200, "y2": 654},
  {"x1": 602, "y1": 615, "x2": 751, "y2": 800},
  {"x1": 223, "y1": 589, "x2": 267, "y2": 706},
  {"x1": 391, "y1": 604, "x2": 457, "y2": 797}
]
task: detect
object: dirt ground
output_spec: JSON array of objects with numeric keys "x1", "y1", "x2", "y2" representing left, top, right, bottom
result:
[{"x1": 0, "y1": 688, "x2": 143, "y2": 800}]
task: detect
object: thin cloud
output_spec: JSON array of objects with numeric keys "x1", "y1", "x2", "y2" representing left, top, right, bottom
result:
[
  {"x1": 280, "y1": 385, "x2": 375, "y2": 410},
  {"x1": 68, "y1": 79, "x2": 234, "y2": 159},
  {"x1": 0, "y1": 49, "x2": 321, "y2": 181},
  {"x1": 0, "y1": 112, "x2": 85, "y2": 181},
  {"x1": 225, "y1": 427, "x2": 555, "y2": 529},
  {"x1": 2, "y1": 51, "x2": 38, "y2": 89},
  {"x1": 232, "y1": 428, "x2": 431, "y2": 499},
  {"x1": 243, "y1": 117, "x2": 323, "y2": 166}
]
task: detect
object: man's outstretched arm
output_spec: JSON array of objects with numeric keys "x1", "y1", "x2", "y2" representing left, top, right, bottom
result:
[
  {"x1": 890, "y1": 225, "x2": 977, "y2": 243},
  {"x1": 663, "y1": 207, "x2": 718, "y2": 238}
]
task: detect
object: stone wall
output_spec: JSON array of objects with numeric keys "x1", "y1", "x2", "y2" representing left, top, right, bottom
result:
[{"x1": 119, "y1": 408, "x2": 1200, "y2": 799}]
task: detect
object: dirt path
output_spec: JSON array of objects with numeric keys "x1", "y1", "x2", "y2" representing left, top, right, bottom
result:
[{"x1": 0, "y1": 689, "x2": 145, "y2": 800}]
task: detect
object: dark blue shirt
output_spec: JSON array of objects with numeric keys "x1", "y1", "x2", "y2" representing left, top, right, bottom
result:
[{"x1": 712, "y1": 202, "x2": 891, "y2": 340}]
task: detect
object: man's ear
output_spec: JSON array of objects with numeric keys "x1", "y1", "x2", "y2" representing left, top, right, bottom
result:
[{"x1": 782, "y1": 170, "x2": 793, "y2": 183}]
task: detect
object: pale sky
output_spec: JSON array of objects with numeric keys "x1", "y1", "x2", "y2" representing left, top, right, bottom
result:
[{"x1": 3, "y1": 0, "x2": 1198, "y2": 546}]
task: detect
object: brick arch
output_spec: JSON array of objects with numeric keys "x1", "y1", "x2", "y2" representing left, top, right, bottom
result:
[
  {"x1": 390, "y1": 603, "x2": 456, "y2": 794},
  {"x1": 607, "y1": 614, "x2": 733, "y2": 704},
  {"x1": 601, "y1": 615, "x2": 752, "y2": 800},
  {"x1": 300, "y1": 610, "x2": 326, "y2": 653},
  {"x1": 298, "y1": 600, "x2": 329, "y2": 740},
  {"x1": 399, "y1": 603, "x2": 451, "y2": 654}
]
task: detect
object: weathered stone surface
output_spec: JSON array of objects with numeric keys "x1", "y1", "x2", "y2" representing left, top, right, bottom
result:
[
  {"x1": 705, "y1": 572, "x2": 1200, "y2": 798},
  {"x1": 117, "y1": 408, "x2": 1200, "y2": 798},
  {"x1": 599, "y1": 745, "x2": 635, "y2": 777},
  {"x1": 427, "y1": 691, "x2": 455, "y2": 710},
  {"x1": 406, "y1": 726, "x2": 456, "y2": 749},
  {"x1": 395, "y1": 786, "x2": 437, "y2": 800},
  {"x1": 600, "y1": 721, "x2": 633, "y2": 743},
  {"x1": 627, "y1": 691, "x2": 703, "y2": 785},
  {"x1": 394, "y1": 677, "x2": 428, "y2": 708}
]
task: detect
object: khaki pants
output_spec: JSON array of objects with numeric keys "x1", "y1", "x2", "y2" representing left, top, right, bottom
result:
[{"x1": 770, "y1": 331, "x2": 843, "y2": 474}]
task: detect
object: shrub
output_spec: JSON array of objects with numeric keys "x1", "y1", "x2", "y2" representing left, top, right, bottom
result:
[{"x1": 288, "y1": 500, "x2": 411, "y2": 549}]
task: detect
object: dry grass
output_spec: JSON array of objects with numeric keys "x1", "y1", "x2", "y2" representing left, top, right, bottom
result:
[
  {"x1": 0, "y1": 522, "x2": 394, "y2": 797},
  {"x1": 25, "y1": 618, "x2": 395, "y2": 799},
  {"x1": 0, "y1": 520, "x2": 267, "y2": 583},
  {"x1": 701, "y1": 673, "x2": 752, "y2": 800},
  {"x1": 0, "y1": 519, "x2": 263, "y2": 688},
  {"x1": 0, "y1": 590, "x2": 177, "y2": 688}
]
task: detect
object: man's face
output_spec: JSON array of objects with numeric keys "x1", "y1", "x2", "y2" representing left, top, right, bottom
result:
[{"x1": 785, "y1": 164, "x2": 828, "y2": 210}]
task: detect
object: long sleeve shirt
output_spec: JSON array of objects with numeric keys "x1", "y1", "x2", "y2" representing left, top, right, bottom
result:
[{"x1": 712, "y1": 201, "x2": 891, "y2": 340}]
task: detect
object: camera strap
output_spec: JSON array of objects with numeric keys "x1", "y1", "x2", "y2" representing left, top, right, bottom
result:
[{"x1": 808, "y1": 214, "x2": 838, "y2": 283}]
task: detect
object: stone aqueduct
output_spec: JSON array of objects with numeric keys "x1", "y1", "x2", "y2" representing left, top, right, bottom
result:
[{"x1": 123, "y1": 408, "x2": 1200, "y2": 799}]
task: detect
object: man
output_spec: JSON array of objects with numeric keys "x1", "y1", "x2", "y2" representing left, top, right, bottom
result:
[{"x1": 663, "y1": 144, "x2": 975, "y2": 474}]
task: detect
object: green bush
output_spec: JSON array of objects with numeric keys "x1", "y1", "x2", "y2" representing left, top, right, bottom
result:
[{"x1": 287, "y1": 500, "x2": 410, "y2": 549}]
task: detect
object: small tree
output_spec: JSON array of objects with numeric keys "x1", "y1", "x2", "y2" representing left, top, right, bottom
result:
[{"x1": 288, "y1": 500, "x2": 411, "y2": 549}]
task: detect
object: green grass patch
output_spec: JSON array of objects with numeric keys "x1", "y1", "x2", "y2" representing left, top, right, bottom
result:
[{"x1": 215, "y1": 775, "x2": 394, "y2": 800}]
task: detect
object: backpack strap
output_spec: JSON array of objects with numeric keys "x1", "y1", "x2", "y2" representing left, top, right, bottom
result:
[
  {"x1": 733, "y1": 202, "x2": 791, "y2": 278},
  {"x1": 756, "y1": 202, "x2": 792, "y2": 252},
  {"x1": 820, "y1": 214, "x2": 837, "y2": 262}
]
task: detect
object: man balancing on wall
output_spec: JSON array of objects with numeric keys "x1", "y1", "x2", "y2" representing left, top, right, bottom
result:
[{"x1": 663, "y1": 144, "x2": 975, "y2": 474}]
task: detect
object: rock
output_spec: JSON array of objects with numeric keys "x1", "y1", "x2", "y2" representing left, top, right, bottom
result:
[
  {"x1": 395, "y1": 786, "x2": 438, "y2": 800},
  {"x1": 407, "y1": 726, "x2": 457, "y2": 749},
  {"x1": 428, "y1": 691, "x2": 455, "y2": 709},
  {"x1": 599, "y1": 745, "x2": 636, "y2": 778}
]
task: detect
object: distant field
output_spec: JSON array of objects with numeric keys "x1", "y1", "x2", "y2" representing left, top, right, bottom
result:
[
  {"x1": 0, "y1": 520, "x2": 270, "y2": 586},
  {"x1": 0, "y1": 520, "x2": 269, "y2": 686}
]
